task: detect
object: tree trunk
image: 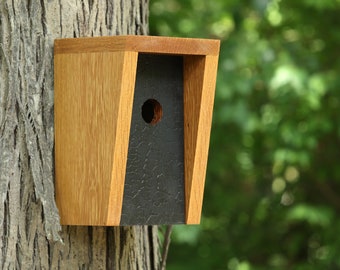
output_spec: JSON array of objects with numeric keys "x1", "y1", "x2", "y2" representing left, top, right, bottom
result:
[{"x1": 0, "y1": 1, "x2": 160, "y2": 269}]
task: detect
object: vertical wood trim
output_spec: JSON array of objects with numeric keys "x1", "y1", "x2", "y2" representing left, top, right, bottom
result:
[
  {"x1": 184, "y1": 55, "x2": 205, "y2": 224},
  {"x1": 184, "y1": 55, "x2": 219, "y2": 224},
  {"x1": 107, "y1": 51, "x2": 138, "y2": 225}
]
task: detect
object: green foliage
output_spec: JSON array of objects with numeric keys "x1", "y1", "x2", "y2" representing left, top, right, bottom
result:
[{"x1": 150, "y1": 0, "x2": 340, "y2": 269}]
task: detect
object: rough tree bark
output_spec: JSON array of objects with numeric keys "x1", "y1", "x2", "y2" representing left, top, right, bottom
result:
[{"x1": 0, "y1": 1, "x2": 161, "y2": 269}]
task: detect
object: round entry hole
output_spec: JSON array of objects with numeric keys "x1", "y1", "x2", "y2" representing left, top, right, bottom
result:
[{"x1": 142, "y1": 99, "x2": 163, "y2": 125}]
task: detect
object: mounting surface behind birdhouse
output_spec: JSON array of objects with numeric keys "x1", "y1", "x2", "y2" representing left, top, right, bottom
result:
[{"x1": 54, "y1": 36, "x2": 220, "y2": 226}]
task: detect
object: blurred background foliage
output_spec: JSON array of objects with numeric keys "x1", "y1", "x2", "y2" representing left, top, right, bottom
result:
[{"x1": 150, "y1": 0, "x2": 340, "y2": 269}]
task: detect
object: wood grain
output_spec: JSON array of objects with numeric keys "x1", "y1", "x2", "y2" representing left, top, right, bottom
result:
[
  {"x1": 184, "y1": 55, "x2": 219, "y2": 224},
  {"x1": 55, "y1": 51, "x2": 137, "y2": 225},
  {"x1": 107, "y1": 51, "x2": 138, "y2": 225},
  {"x1": 54, "y1": 35, "x2": 220, "y2": 56}
]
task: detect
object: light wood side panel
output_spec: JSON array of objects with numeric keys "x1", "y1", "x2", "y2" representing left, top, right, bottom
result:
[
  {"x1": 55, "y1": 51, "x2": 132, "y2": 225},
  {"x1": 184, "y1": 55, "x2": 219, "y2": 224},
  {"x1": 106, "y1": 51, "x2": 138, "y2": 225}
]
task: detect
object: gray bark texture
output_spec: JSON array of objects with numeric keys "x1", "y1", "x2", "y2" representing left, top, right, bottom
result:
[{"x1": 0, "y1": 0, "x2": 161, "y2": 269}]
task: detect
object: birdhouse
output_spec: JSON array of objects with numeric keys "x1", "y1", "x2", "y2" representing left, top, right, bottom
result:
[{"x1": 54, "y1": 36, "x2": 220, "y2": 226}]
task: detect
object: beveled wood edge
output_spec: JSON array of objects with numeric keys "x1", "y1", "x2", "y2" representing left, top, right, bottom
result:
[
  {"x1": 184, "y1": 55, "x2": 219, "y2": 224},
  {"x1": 54, "y1": 35, "x2": 220, "y2": 56},
  {"x1": 106, "y1": 51, "x2": 139, "y2": 225}
]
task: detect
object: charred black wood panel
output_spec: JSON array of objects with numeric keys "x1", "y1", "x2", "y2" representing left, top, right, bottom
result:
[{"x1": 120, "y1": 54, "x2": 185, "y2": 225}]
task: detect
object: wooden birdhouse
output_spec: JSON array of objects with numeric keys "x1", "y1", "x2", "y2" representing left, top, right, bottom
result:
[{"x1": 54, "y1": 35, "x2": 220, "y2": 226}]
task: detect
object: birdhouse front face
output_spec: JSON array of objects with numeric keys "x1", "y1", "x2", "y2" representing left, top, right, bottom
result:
[
  {"x1": 120, "y1": 54, "x2": 185, "y2": 225},
  {"x1": 54, "y1": 36, "x2": 220, "y2": 226}
]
